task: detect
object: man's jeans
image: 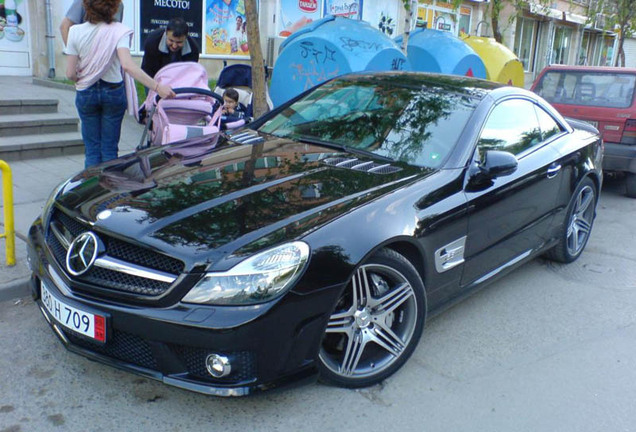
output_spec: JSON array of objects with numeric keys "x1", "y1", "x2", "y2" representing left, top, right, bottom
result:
[{"x1": 75, "y1": 80, "x2": 127, "y2": 168}]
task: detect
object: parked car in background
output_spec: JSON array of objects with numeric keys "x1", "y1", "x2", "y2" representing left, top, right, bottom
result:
[
  {"x1": 28, "y1": 72, "x2": 603, "y2": 396},
  {"x1": 531, "y1": 65, "x2": 636, "y2": 197}
]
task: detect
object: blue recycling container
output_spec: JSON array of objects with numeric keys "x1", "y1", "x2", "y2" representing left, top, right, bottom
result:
[
  {"x1": 394, "y1": 29, "x2": 487, "y2": 79},
  {"x1": 270, "y1": 16, "x2": 411, "y2": 107}
]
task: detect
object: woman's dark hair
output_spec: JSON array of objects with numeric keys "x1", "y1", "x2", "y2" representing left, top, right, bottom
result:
[{"x1": 83, "y1": 0, "x2": 120, "y2": 24}]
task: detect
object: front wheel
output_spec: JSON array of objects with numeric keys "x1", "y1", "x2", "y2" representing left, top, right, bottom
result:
[
  {"x1": 545, "y1": 177, "x2": 597, "y2": 263},
  {"x1": 318, "y1": 248, "x2": 426, "y2": 388}
]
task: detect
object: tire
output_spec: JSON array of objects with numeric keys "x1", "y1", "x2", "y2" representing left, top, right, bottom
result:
[
  {"x1": 318, "y1": 248, "x2": 426, "y2": 388},
  {"x1": 545, "y1": 177, "x2": 597, "y2": 263},
  {"x1": 625, "y1": 173, "x2": 636, "y2": 198}
]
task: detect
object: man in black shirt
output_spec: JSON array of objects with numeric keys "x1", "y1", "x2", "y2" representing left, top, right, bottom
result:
[{"x1": 141, "y1": 17, "x2": 199, "y2": 78}]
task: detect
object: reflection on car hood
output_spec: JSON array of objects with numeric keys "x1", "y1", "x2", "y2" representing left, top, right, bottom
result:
[{"x1": 55, "y1": 133, "x2": 427, "y2": 266}]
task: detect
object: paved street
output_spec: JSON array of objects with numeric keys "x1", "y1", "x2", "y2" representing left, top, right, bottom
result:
[{"x1": 1, "y1": 176, "x2": 635, "y2": 432}]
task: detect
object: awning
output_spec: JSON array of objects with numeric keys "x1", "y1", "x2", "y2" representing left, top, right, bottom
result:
[
  {"x1": 528, "y1": 3, "x2": 563, "y2": 20},
  {"x1": 565, "y1": 12, "x2": 587, "y2": 25}
]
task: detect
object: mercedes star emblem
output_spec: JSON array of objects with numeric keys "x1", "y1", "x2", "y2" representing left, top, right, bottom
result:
[{"x1": 66, "y1": 232, "x2": 99, "y2": 276}]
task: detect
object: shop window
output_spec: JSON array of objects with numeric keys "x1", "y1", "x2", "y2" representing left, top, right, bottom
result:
[
  {"x1": 551, "y1": 26, "x2": 573, "y2": 65},
  {"x1": 514, "y1": 17, "x2": 537, "y2": 72}
]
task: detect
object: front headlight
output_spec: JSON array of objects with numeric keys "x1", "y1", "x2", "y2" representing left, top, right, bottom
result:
[
  {"x1": 182, "y1": 241, "x2": 310, "y2": 306},
  {"x1": 42, "y1": 179, "x2": 71, "y2": 222}
]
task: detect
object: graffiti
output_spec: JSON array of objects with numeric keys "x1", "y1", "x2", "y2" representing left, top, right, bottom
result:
[
  {"x1": 340, "y1": 37, "x2": 381, "y2": 52},
  {"x1": 290, "y1": 62, "x2": 341, "y2": 92},
  {"x1": 299, "y1": 42, "x2": 337, "y2": 64},
  {"x1": 391, "y1": 58, "x2": 406, "y2": 71}
]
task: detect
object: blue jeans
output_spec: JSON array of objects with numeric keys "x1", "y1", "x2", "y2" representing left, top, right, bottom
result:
[{"x1": 75, "y1": 80, "x2": 127, "y2": 168}]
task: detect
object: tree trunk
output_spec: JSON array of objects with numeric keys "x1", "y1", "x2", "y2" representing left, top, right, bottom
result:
[
  {"x1": 244, "y1": 0, "x2": 269, "y2": 118},
  {"x1": 615, "y1": 31, "x2": 626, "y2": 67},
  {"x1": 401, "y1": 1, "x2": 413, "y2": 55},
  {"x1": 490, "y1": 0, "x2": 503, "y2": 43}
]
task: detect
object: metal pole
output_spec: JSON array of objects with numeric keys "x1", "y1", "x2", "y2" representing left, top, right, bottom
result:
[
  {"x1": 0, "y1": 160, "x2": 15, "y2": 266},
  {"x1": 45, "y1": 0, "x2": 56, "y2": 78}
]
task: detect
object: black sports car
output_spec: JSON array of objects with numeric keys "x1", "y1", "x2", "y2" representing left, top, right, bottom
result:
[{"x1": 27, "y1": 72, "x2": 602, "y2": 396}]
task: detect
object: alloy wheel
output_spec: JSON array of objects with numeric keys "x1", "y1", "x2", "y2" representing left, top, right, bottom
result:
[
  {"x1": 566, "y1": 184, "x2": 595, "y2": 257},
  {"x1": 319, "y1": 263, "x2": 418, "y2": 380}
]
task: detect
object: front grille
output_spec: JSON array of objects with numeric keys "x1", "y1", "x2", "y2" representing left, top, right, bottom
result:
[
  {"x1": 47, "y1": 208, "x2": 184, "y2": 299},
  {"x1": 82, "y1": 267, "x2": 171, "y2": 296},
  {"x1": 106, "y1": 237, "x2": 183, "y2": 275},
  {"x1": 64, "y1": 329, "x2": 158, "y2": 370},
  {"x1": 171, "y1": 345, "x2": 256, "y2": 383}
]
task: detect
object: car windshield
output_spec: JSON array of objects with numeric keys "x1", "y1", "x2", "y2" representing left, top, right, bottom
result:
[
  {"x1": 535, "y1": 71, "x2": 636, "y2": 109},
  {"x1": 259, "y1": 76, "x2": 480, "y2": 168}
]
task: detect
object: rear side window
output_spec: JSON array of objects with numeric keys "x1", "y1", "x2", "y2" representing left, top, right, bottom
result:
[{"x1": 534, "y1": 71, "x2": 635, "y2": 109}]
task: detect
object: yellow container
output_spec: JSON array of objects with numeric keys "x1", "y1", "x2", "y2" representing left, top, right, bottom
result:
[{"x1": 460, "y1": 35, "x2": 525, "y2": 88}]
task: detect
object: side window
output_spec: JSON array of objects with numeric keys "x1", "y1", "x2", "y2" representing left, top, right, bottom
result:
[
  {"x1": 534, "y1": 105, "x2": 563, "y2": 141},
  {"x1": 477, "y1": 99, "x2": 542, "y2": 159}
]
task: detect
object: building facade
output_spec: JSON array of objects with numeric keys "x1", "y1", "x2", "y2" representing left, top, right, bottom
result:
[{"x1": 2, "y1": 0, "x2": 620, "y2": 87}]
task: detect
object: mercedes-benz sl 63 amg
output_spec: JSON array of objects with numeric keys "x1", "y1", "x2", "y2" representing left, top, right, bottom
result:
[{"x1": 27, "y1": 72, "x2": 602, "y2": 396}]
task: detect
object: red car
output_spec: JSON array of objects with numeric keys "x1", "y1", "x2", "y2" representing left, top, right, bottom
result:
[{"x1": 531, "y1": 65, "x2": 636, "y2": 197}]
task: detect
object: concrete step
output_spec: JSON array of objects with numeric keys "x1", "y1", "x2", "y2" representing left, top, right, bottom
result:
[
  {"x1": 0, "y1": 99, "x2": 59, "y2": 115},
  {"x1": 0, "y1": 132, "x2": 84, "y2": 161},
  {"x1": 0, "y1": 113, "x2": 79, "y2": 137}
]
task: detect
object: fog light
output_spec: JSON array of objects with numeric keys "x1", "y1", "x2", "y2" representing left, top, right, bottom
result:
[{"x1": 205, "y1": 354, "x2": 231, "y2": 378}]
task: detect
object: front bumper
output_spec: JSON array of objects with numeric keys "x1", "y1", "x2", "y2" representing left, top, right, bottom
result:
[
  {"x1": 27, "y1": 221, "x2": 341, "y2": 396},
  {"x1": 603, "y1": 142, "x2": 636, "y2": 174}
]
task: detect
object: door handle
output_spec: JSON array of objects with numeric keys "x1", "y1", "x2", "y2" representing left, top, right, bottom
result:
[{"x1": 547, "y1": 164, "x2": 561, "y2": 179}]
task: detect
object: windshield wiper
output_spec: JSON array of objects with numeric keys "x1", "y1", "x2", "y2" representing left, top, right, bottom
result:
[{"x1": 292, "y1": 136, "x2": 394, "y2": 162}]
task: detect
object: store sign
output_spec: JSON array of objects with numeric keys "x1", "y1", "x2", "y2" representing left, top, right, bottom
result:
[
  {"x1": 299, "y1": 0, "x2": 318, "y2": 12},
  {"x1": 324, "y1": 0, "x2": 362, "y2": 19},
  {"x1": 140, "y1": 0, "x2": 202, "y2": 51}
]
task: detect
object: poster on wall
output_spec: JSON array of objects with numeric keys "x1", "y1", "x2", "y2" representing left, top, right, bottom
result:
[
  {"x1": 323, "y1": 0, "x2": 362, "y2": 19},
  {"x1": 0, "y1": 0, "x2": 31, "y2": 74},
  {"x1": 277, "y1": 0, "x2": 322, "y2": 37},
  {"x1": 0, "y1": 0, "x2": 27, "y2": 48},
  {"x1": 361, "y1": 2, "x2": 398, "y2": 36},
  {"x1": 205, "y1": 0, "x2": 250, "y2": 57},
  {"x1": 140, "y1": 0, "x2": 202, "y2": 52}
]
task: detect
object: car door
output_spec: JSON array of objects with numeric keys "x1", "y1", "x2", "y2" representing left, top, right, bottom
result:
[{"x1": 460, "y1": 98, "x2": 566, "y2": 287}]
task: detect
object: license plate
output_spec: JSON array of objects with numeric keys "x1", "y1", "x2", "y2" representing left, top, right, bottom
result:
[{"x1": 41, "y1": 281, "x2": 106, "y2": 342}]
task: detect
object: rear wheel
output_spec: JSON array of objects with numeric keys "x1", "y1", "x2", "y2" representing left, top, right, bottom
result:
[
  {"x1": 546, "y1": 177, "x2": 597, "y2": 263},
  {"x1": 318, "y1": 248, "x2": 426, "y2": 388},
  {"x1": 625, "y1": 173, "x2": 636, "y2": 198}
]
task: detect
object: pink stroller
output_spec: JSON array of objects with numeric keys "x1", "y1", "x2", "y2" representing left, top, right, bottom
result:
[{"x1": 138, "y1": 62, "x2": 223, "y2": 148}]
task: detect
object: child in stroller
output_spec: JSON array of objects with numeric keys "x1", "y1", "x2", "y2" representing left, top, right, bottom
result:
[{"x1": 220, "y1": 88, "x2": 248, "y2": 130}]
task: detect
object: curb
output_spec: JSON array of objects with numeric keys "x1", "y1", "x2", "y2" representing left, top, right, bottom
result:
[
  {"x1": 32, "y1": 78, "x2": 75, "y2": 91},
  {"x1": 0, "y1": 276, "x2": 31, "y2": 303}
]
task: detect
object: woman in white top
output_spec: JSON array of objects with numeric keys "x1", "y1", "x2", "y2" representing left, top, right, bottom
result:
[{"x1": 65, "y1": 0, "x2": 175, "y2": 167}]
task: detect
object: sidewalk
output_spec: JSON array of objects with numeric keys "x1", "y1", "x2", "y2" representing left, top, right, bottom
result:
[{"x1": 0, "y1": 76, "x2": 145, "y2": 301}]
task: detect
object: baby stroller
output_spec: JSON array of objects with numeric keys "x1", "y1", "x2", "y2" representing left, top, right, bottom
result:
[
  {"x1": 138, "y1": 62, "x2": 224, "y2": 148},
  {"x1": 213, "y1": 63, "x2": 274, "y2": 129}
]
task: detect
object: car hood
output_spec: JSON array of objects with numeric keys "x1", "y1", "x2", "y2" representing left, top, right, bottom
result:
[{"x1": 55, "y1": 133, "x2": 427, "y2": 269}]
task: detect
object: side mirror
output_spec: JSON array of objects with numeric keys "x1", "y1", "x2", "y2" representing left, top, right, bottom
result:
[
  {"x1": 467, "y1": 150, "x2": 518, "y2": 190},
  {"x1": 480, "y1": 150, "x2": 518, "y2": 178}
]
